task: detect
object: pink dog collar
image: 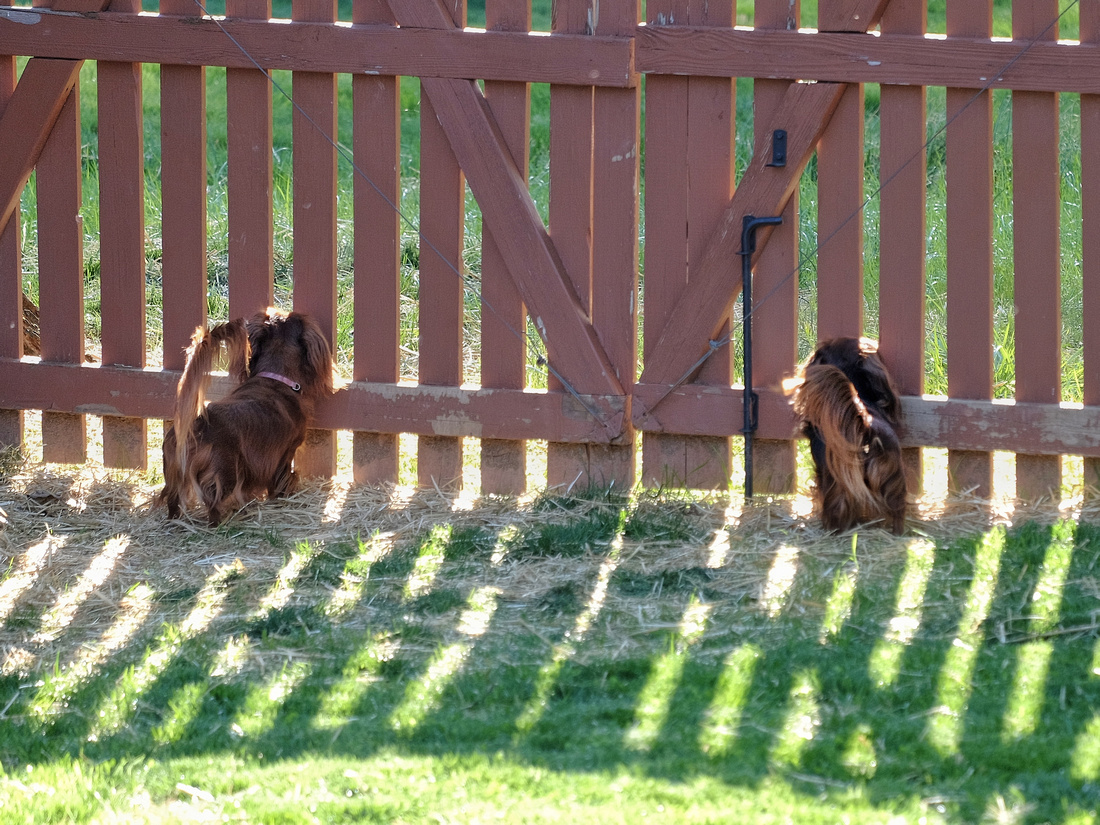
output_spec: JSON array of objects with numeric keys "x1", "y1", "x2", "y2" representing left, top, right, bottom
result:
[{"x1": 258, "y1": 371, "x2": 301, "y2": 392}]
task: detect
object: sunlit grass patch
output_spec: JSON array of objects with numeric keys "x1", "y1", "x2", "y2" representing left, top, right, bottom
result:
[{"x1": 2, "y1": 468, "x2": 1100, "y2": 823}]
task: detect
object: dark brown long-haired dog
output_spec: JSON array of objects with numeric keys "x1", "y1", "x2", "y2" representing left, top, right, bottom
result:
[
  {"x1": 787, "y1": 337, "x2": 907, "y2": 534},
  {"x1": 158, "y1": 307, "x2": 336, "y2": 526}
]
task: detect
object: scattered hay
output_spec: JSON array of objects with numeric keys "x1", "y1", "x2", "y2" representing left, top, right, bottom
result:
[{"x1": 0, "y1": 449, "x2": 1095, "y2": 680}]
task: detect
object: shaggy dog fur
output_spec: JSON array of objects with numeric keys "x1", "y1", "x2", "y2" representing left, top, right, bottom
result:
[
  {"x1": 787, "y1": 337, "x2": 907, "y2": 534},
  {"x1": 158, "y1": 307, "x2": 336, "y2": 526}
]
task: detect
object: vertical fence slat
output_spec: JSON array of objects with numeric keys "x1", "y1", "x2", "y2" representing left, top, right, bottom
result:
[
  {"x1": 750, "y1": 0, "x2": 801, "y2": 495},
  {"x1": 1012, "y1": 0, "x2": 1062, "y2": 500},
  {"x1": 480, "y1": 0, "x2": 531, "y2": 495},
  {"x1": 878, "y1": 0, "x2": 927, "y2": 493},
  {"x1": 38, "y1": 82, "x2": 86, "y2": 463},
  {"x1": 1083, "y1": 1, "x2": 1100, "y2": 494},
  {"x1": 546, "y1": 0, "x2": 596, "y2": 491},
  {"x1": 815, "y1": 0, "x2": 864, "y2": 339},
  {"x1": 945, "y1": 1, "x2": 995, "y2": 498},
  {"x1": 292, "y1": 0, "x2": 339, "y2": 479},
  {"x1": 160, "y1": 0, "x2": 208, "y2": 373},
  {"x1": 0, "y1": 55, "x2": 21, "y2": 448},
  {"x1": 98, "y1": 38, "x2": 147, "y2": 469},
  {"x1": 643, "y1": 0, "x2": 734, "y2": 490},
  {"x1": 590, "y1": 0, "x2": 641, "y2": 489},
  {"x1": 352, "y1": 0, "x2": 401, "y2": 485},
  {"x1": 640, "y1": 50, "x2": 691, "y2": 488},
  {"x1": 417, "y1": 0, "x2": 466, "y2": 491},
  {"x1": 681, "y1": 0, "x2": 736, "y2": 490},
  {"x1": 226, "y1": 0, "x2": 274, "y2": 320}
]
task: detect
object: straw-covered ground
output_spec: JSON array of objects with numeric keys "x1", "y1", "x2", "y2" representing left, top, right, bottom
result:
[{"x1": 0, "y1": 434, "x2": 1092, "y2": 685}]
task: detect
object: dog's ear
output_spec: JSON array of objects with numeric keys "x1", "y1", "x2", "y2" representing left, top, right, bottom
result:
[
  {"x1": 858, "y1": 349, "x2": 902, "y2": 426},
  {"x1": 224, "y1": 318, "x2": 251, "y2": 383},
  {"x1": 296, "y1": 315, "x2": 338, "y2": 395},
  {"x1": 245, "y1": 307, "x2": 282, "y2": 371}
]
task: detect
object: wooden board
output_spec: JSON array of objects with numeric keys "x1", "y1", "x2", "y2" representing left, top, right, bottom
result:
[
  {"x1": 945, "y1": 0, "x2": 994, "y2": 497},
  {"x1": 632, "y1": 383, "x2": 1100, "y2": 458},
  {"x1": 1012, "y1": 0, "x2": 1062, "y2": 500},
  {"x1": 292, "y1": 0, "x2": 339, "y2": 479},
  {"x1": 877, "y1": 0, "x2": 928, "y2": 492},
  {"x1": 1084, "y1": 0, "x2": 1100, "y2": 493},
  {"x1": 160, "y1": 0, "x2": 208, "y2": 373},
  {"x1": 0, "y1": 9, "x2": 634, "y2": 87},
  {"x1": 36, "y1": 85, "x2": 86, "y2": 463},
  {"x1": 0, "y1": 360, "x2": 626, "y2": 445},
  {"x1": 351, "y1": 0, "x2": 401, "y2": 485},
  {"x1": 635, "y1": 26, "x2": 1100, "y2": 94},
  {"x1": 226, "y1": 0, "x2": 275, "y2": 318},
  {"x1": 98, "y1": 42, "x2": 148, "y2": 470},
  {"x1": 479, "y1": 0, "x2": 532, "y2": 495}
]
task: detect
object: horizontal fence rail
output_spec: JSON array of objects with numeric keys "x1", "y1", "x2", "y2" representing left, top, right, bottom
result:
[{"x1": 1, "y1": 0, "x2": 1098, "y2": 500}]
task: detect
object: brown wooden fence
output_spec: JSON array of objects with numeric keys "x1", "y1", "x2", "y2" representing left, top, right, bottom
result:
[{"x1": 1, "y1": 0, "x2": 1098, "y2": 500}]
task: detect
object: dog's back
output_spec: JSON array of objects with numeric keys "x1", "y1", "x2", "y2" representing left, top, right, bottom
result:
[
  {"x1": 158, "y1": 318, "x2": 251, "y2": 521},
  {"x1": 158, "y1": 309, "x2": 336, "y2": 526},
  {"x1": 790, "y1": 338, "x2": 907, "y2": 533}
]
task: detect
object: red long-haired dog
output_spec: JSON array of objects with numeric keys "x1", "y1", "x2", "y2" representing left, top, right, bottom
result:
[
  {"x1": 158, "y1": 307, "x2": 336, "y2": 526},
  {"x1": 787, "y1": 337, "x2": 907, "y2": 534}
]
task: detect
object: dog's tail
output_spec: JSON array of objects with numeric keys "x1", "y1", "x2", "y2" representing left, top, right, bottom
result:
[
  {"x1": 173, "y1": 319, "x2": 250, "y2": 471},
  {"x1": 792, "y1": 363, "x2": 879, "y2": 519}
]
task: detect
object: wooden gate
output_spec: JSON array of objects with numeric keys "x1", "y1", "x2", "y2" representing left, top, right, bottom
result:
[{"x1": 1, "y1": 0, "x2": 1098, "y2": 500}]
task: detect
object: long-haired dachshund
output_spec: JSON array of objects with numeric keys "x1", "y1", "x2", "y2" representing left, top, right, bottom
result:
[
  {"x1": 787, "y1": 337, "x2": 907, "y2": 534},
  {"x1": 158, "y1": 307, "x2": 336, "y2": 526}
]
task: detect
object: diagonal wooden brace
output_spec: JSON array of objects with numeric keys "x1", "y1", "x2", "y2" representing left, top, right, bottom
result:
[
  {"x1": 0, "y1": 57, "x2": 83, "y2": 237},
  {"x1": 636, "y1": 80, "x2": 846, "y2": 391},
  {"x1": 389, "y1": 0, "x2": 623, "y2": 400}
]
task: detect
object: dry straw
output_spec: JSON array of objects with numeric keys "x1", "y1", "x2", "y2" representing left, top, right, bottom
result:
[{"x1": 0, "y1": 439, "x2": 1094, "y2": 681}]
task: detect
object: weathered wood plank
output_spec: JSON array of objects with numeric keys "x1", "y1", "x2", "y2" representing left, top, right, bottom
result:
[
  {"x1": 351, "y1": 0, "x2": 401, "y2": 485},
  {"x1": 0, "y1": 54, "x2": 21, "y2": 448},
  {"x1": 479, "y1": 0, "x2": 531, "y2": 495},
  {"x1": 0, "y1": 360, "x2": 626, "y2": 444},
  {"x1": 637, "y1": 80, "x2": 845, "y2": 388},
  {"x1": 36, "y1": 84, "x2": 86, "y2": 463},
  {"x1": 633, "y1": 383, "x2": 1100, "y2": 458},
  {"x1": 226, "y1": 0, "x2": 274, "y2": 318},
  {"x1": 159, "y1": 0, "x2": 208, "y2": 371},
  {"x1": 1013, "y1": 0, "x2": 1062, "y2": 500},
  {"x1": 588, "y1": 0, "x2": 640, "y2": 489},
  {"x1": 641, "y1": 0, "x2": 736, "y2": 489},
  {"x1": 416, "y1": 0, "x2": 466, "y2": 492},
  {"x1": 815, "y1": 82, "x2": 864, "y2": 340},
  {"x1": 878, "y1": 0, "x2": 928, "y2": 493},
  {"x1": 292, "y1": 0, "x2": 339, "y2": 479},
  {"x1": 635, "y1": 26, "x2": 1100, "y2": 94},
  {"x1": 98, "y1": 50, "x2": 148, "y2": 469},
  {"x1": 945, "y1": 0, "x2": 994, "y2": 497},
  {"x1": 640, "y1": 65, "x2": 690, "y2": 487},
  {"x1": 1083, "y1": 0, "x2": 1100, "y2": 493},
  {"x1": 545, "y1": 0, "x2": 596, "y2": 490},
  {"x1": 746, "y1": 0, "x2": 801, "y2": 496},
  {"x1": 0, "y1": 9, "x2": 635, "y2": 87},
  {"x1": 0, "y1": 58, "x2": 82, "y2": 238}
]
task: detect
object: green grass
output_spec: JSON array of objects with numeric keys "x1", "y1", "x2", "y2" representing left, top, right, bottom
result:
[{"x1": 1, "y1": 481, "x2": 1099, "y2": 823}]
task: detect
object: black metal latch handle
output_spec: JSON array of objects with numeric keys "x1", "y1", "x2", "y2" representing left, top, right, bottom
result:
[{"x1": 739, "y1": 213, "x2": 783, "y2": 500}]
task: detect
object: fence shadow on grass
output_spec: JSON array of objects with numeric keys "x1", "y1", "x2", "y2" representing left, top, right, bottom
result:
[{"x1": 1, "y1": 474, "x2": 1099, "y2": 822}]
